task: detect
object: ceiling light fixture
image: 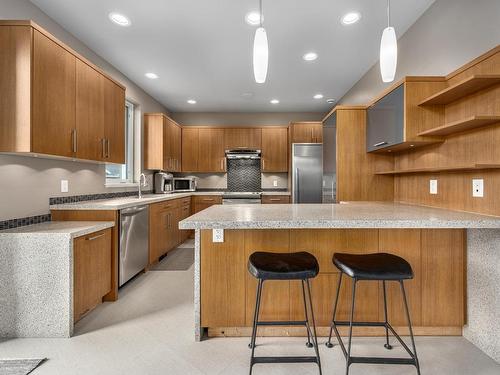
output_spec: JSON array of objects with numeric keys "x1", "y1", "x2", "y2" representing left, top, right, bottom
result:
[
  {"x1": 341, "y1": 12, "x2": 361, "y2": 25},
  {"x1": 326, "y1": 98, "x2": 336, "y2": 104},
  {"x1": 302, "y1": 52, "x2": 318, "y2": 61},
  {"x1": 245, "y1": 11, "x2": 261, "y2": 26},
  {"x1": 253, "y1": 0, "x2": 268, "y2": 83},
  {"x1": 145, "y1": 73, "x2": 158, "y2": 79},
  {"x1": 313, "y1": 94, "x2": 324, "y2": 99},
  {"x1": 108, "y1": 12, "x2": 131, "y2": 27},
  {"x1": 187, "y1": 99, "x2": 197, "y2": 104},
  {"x1": 270, "y1": 99, "x2": 279, "y2": 104},
  {"x1": 380, "y1": 0, "x2": 397, "y2": 82}
]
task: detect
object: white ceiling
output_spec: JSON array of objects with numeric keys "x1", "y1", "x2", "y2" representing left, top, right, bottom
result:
[{"x1": 31, "y1": 0, "x2": 435, "y2": 112}]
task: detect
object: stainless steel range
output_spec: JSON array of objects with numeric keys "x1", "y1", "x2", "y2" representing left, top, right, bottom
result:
[{"x1": 222, "y1": 192, "x2": 262, "y2": 205}]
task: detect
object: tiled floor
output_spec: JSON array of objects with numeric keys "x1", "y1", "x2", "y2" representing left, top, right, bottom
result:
[{"x1": 0, "y1": 240, "x2": 499, "y2": 374}]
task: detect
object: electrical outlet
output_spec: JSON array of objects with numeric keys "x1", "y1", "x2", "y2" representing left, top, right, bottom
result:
[
  {"x1": 273, "y1": 180, "x2": 278, "y2": 187},
  {"x1": 61, "y1": 180, "x2": 69, "y2": 193},
  {"x1": 212, "y1": 228, "x2": 224, "y2": 243},
  {"x1": 429, "y1": 179, "x2": 438, "y2": 195},
  {"x1": 472, "y1": 179, "x2": 484, "y2": 197}
]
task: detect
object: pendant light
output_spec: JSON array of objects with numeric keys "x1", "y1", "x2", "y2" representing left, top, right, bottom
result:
[
  {"x1": 253, "y1": 0, "x2": 268, "y2": 83},
  {"x1": 380, "y1": 0, "x2": 397, "y2": 83}
]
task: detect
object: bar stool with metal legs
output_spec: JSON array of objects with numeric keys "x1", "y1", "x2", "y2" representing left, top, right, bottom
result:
[
  {"x1": 247, "y1": 251, "x2": 322, "y2": 375},
  {"x1": 325, "y1": 252, "x2": 421, "y2": 375}
]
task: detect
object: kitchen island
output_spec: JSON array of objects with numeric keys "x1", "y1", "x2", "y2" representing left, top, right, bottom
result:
[{"x1": 179, "y1": 202, "x2": 500, "y2": 363}]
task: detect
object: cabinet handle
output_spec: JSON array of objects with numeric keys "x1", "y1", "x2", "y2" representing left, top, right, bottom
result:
[
  {"x1": 311, "y1": 128, "x2": 314, "y2": 142},
  {"x1": 86, "y1": 233, "x2": 105, "y2": 241},
  {"x1": 202, "y1": 198, "x2": 214, "y2": 202},
  {"x1": 373, "y1": 141, "x2": 388, "y2": 147},
  {"x1": 72, "y1": 129, "x2": 78, "y2": 153},
  {"x1": 269, "y1": 198, "x2": 281, "y2": 201},
  {"x1": 106, "y1": 139, "x2": 110, "y2": 158},
  {"x1": 101, "y1": 139, "x2": 106, "y2": 158},
  {"x1": 262, "y1": 159, "x2": 265, "y2": 170}
]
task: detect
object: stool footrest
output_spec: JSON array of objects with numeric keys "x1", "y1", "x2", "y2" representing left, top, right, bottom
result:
[
  {"x1": 252, "y1": 356, "x2": 319, "y2": 365},
  {"x1": 257, "y1": 321, "x2": 307, "y2": 326},
  {"x1": 349, "y1": 356, "x2": 416, "y2": 366},
  {"x1": 334, "y1": 321, "x2": 386, "y2": 327}
]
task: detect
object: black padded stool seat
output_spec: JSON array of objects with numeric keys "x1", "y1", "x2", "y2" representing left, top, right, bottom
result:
[
  {"x1": 333, "y1": 252, "x2": 414, "y2": 280},
  {"x1": 248, "y1": 251, "x2": 319, "y2": 280}
]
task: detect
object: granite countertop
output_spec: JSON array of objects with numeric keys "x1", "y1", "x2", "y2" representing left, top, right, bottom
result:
[
  {"x1": 49, "y1": 191, "x2": 291, "y2": 210},
  {"x1": 0, "y1": 221, "x2": 115, "y2": 238},
  {"x1": 179, "y1": 201, "x2": 500, "y2": 229}
]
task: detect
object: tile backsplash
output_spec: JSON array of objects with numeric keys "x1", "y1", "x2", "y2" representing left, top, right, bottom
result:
[{"x1": 174, "y1": 172, "x2": 288, "y2": 190}]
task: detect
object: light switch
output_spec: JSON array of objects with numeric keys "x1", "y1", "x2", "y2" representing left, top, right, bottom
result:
[
  {"x1": 429, "y1": 179, "x2": 438, "y2": 195},
  {"x1": 212, "y1": 229, "x2": 224, "y2": 243},
  {"x1": 472, "y1": 179, "x2": 484, "y2": 197},
  {"x1": 273, "y1": 180, "x2": 278, "y2": 187},
  {"x1": 61, "y1": 180, "x2": 69, "y2": 193}
]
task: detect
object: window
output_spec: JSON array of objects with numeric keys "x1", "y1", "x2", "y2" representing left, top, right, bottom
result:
[{"x1": 105, "y1": 101, "x2": 135, "y2": 185}]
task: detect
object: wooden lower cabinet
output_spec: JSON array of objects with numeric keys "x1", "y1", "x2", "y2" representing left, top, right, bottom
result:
[
  {"x1": 261, "y1": 195, "x2": 290, "y2": 204},
  {"x1": 193, "y1": 195, "x2": 222, "y2": 213},
  {"x1": 73, "y1": 228, "x2": 112, "y2": 322},
  {"x1": 201, "y1": 228, "x2": 465, "y2": 336}
]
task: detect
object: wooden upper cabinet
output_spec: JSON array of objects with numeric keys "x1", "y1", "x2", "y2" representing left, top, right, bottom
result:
[
  {"x1": 169, "y1": 120, "x2": 182, "y2": 172},
  {"x1": 261, "y1": 127, "x2": 288, "y2": 172},
  {"x1": 224, "y1": 128, "x2": 262, "y2": 150},
  {"x1": 32, "y1": 30, "x2": 76, "y2": 157},
  {"x1": 76, "y1": 60, "x2": 104, "y2": 161},
  {"x1": 144, "y1": 113, "x2": 181, "y2": 172},
  {"x1": 103, "y1": 78, "x2": 125, "y2": 164},
  {"x1": 199, "y1": 128, "x2": 225, "y2": 172},
  {"x1": 181, "y1": 127, "x2": 199, "y2": 172},
  {"x1": 290, "y1": 122, "x2": 323, "y2": 143},
  {"x1": 0, "y1": 22, "x2": 126, "y2": 162}
]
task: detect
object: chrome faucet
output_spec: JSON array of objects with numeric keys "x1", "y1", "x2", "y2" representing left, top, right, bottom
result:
[{"x1": 138, "y1": 173, "x2": 147, "y2": 199}]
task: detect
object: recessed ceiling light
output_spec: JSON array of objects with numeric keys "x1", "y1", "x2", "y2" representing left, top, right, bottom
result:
[
  {"x1": 145, "y1": 72, "x2": 158, "y2": 79},
  {"x1": 303, "y1": 52, "x2": 318, "y2": 61},
  {"x1": 313, "y1": 94, "x2": 324, "y2": 99},
  {"x1": 245, "y1": 11, "x2": 261, "y2": 26},
  {"x1": 326, "y1": 98, "x2": 336, "y2": 104},
  {"x1": 187, "y1": 99, "x2": 197, "y2": 104},
  {"x1": 108, "y1": 12, "x2": 131, "y2": 27},
  {"x1": 270, "y1": 99, "x2": 280, "y2": 104},
  {"x1": 341, "y1": 12, "x2": 361, "y2": 25}
]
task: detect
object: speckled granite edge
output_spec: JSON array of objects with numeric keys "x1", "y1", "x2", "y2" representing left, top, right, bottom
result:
[
  {"x1": 463, "y1": 229, "x2": 500, "y2": 363},
  {"x1": 194, "y1": 229, "x2": 201, "y2": 341},
  {"x1": 0, "y1": 221, "x2": 115, "y2": 238}
]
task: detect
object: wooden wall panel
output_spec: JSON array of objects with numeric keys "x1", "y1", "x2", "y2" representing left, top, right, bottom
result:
[
  {"x1": 201, "y1": 230, "x2": 246, "y2": 327},
  {"x1": 336, "y1": 109, "x2": 394, "y2": 201},
  {"x1": 245, "y1": 230, "x2": 290, "y2": 325},
  {"x1": 421, "y1": 229, "x2": 465, "y2": 327}
]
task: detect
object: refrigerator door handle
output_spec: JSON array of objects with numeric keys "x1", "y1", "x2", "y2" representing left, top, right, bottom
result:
[{"x1": 294, "y1": 168, "x2": 299, "y2": 203}]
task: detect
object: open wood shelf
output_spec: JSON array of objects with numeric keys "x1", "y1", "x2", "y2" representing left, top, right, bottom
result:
[
  {"x1": 419, "y1": 75, "x2": 500, "y2": 106},
  {"x1": 375, "y1": 163, "x2": 500, "y2": 175},
  {"x1": 418, "y1": 115, "x2": 500, "y2": 136}
]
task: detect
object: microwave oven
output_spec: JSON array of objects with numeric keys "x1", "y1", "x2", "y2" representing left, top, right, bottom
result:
[{"x1": 173, "y1": 177, "x2": 197, "y2": 192}]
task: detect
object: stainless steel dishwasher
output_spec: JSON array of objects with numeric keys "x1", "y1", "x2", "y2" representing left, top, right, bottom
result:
[{"x1": 119, "y1": 205, "x2": 149, "y2": 286}]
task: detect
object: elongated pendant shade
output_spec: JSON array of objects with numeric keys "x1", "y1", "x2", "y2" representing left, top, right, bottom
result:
[
  {"x1": 380, "y1": 26, "x2": 397, "y2": 83},
  {"x1": 253, "y1": 27, "x2": 268, "y2": 83}
]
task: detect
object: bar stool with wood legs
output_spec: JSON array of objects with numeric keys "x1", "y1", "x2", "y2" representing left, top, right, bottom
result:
[
  {"x1": 247, "y1": 251, "x2": 322, "y2": 375},
  {"x1": 325, "y1": 252, "x2": 421, "y2": 375}
]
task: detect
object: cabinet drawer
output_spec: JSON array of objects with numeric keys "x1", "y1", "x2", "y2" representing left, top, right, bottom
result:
[
  {"x1": 151, "y1": 199, "x2": 178, "y2": 212},
  {"x1": 193, "y1": 195, "x2": 222, "y2": 204},
  {"x1": 179, "y1": 197, "x2": 191, "y2": 206},
  {"x1": 262, "y1": 195, "x2": 290, "y2": 204}
]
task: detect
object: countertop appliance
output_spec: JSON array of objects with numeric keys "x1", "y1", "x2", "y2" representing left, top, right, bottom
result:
[
  {"x1": 222, "y1": 191, "x2": 262, "y2": 205},
  {"x1": 154, "y1": 172, "x2": 174, "y2": 194},
  {"x1": 119, "y1": 205, "x2": 149, "y2": 286},
  {"x1": 174, "y1": 177, "x2": 197, "y2": 192},
  {"x1": 322, "y1": 111, "x2": 337, "y2": 203},
  {"x1": 292, "y1": 143, "x2": 323, "y2": 203}
]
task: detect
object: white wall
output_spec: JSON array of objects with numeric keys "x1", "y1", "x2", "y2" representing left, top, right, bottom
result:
[
  {"x1": 172, "y1": 112, "x2": 323, "y2": 126},
  {"x1": 0, "y1": 0, "x2": 168, "y2": 220},
  {"x1": 337, "y1": 0, "x2": 500, "y2": 105}
]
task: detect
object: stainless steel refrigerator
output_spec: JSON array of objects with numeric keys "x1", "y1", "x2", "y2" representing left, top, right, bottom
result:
[
  {"x1": 292, "y1": 143, "x2": 323, "y2": 203},
  {"x1": 322, "y1": 111, "x2": 336, "y2": 203}
]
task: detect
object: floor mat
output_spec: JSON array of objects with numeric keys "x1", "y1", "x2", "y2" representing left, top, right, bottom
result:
[
  {"x1": 0, "y1": 359, "x2": 46, "y2": 375},
  {"x1": 150, "y1": 246, "x2": 194, "y2": 271}
]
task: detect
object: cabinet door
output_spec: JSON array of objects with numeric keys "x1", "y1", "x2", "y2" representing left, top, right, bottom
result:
[
  {"x1": 76, "y1": 60, "x2": 104, "y2": 161},
  {"x1": 104, "y1": 78, "x2": 125, "y2": 164},
  {"x1": 144, "y1": 114, "x2": 165, "y2": 170},
  {"x1": 366, "y1": 84, "x2": 404, "y2": 152},
  {"x1": 291, "y1": 122, "x2": 322, "y2": 143},
  {"x1": 171, "y1": 123, "x2": 182, "y2": 172},
  {"x1": 73, "y1": 229, "x2": 112, "y2": 322},
  {"x1": 224, "y1": 128, "x2": 262, "y2": 149},
  {"x1": 32, "y1": 30, "x2": 76, "y2": 157},
  {"x1": 262, "y1": 128, "x2": 287, "y2": 172},
  {"x1": 199, "y1": 128, "x2": 225, "y2": 172},
  {"x1": 163, "y1": 118, "x2": 173, "y2": 171},
  {"x1": 182, "y1": 128, "x2": 199, "y2": 172},
  {"x1": 149, "y1": 205, "x2": 170, "y2": 263},
  {"x1": 311, "y1": 123, "x2": 323, "y2": 143}
]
